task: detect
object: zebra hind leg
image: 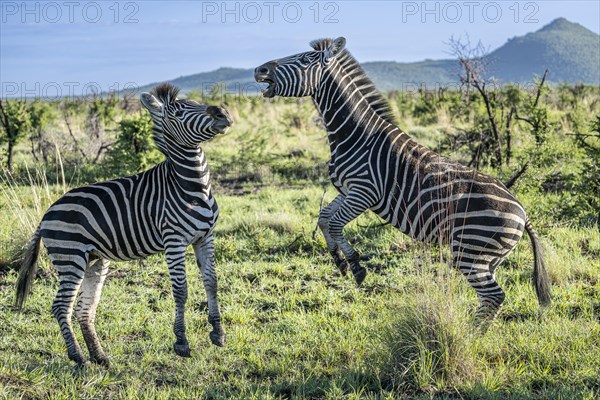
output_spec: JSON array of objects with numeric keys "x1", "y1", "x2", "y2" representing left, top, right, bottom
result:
[
  {"x1": 50, "y1": 253, "x2": 89, "y2": 366},
  {"x1": 193, "y1": 235, "x2": 225, "y2": 347},
  {"x1": 454, "y1": 255, "x2": 506, "y2": 329},
  {"x1": 74, "y1": 258, "x2": 110, "y2": 367}
]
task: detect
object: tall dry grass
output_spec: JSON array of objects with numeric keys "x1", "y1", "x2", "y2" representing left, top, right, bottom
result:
[
  {"x1": 0, "y1": 147, "x2": 68, "y2": 272},
  {"x1": 378, "y1": 279, "x2": 480, "y2": 394}
]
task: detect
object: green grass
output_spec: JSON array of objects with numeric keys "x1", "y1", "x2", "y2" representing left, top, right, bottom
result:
[{"x1": 1, "y1": 185, "x2": 599, "y2": 399}]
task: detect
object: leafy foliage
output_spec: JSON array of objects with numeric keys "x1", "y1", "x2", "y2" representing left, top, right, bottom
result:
[
  {"x1": 0, "y1": 99, "x2": 32, "y2": 171},
  {"x1": 106, "y1": 112, "x2": 163, "y2": 175}
]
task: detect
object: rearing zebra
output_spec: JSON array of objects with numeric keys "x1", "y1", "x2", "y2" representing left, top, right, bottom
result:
[
  {"x1": 254, "y1": 37, "x2": 551, "y2": 321},
  {"x1": 15, "y1": 83, "x2": 233, "y2": 366}
]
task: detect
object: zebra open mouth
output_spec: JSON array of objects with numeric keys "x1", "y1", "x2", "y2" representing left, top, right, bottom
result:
[
  {"x1": 211, "y1": 124, "x2": 230, "y2": 135},
  {"x1": 210, "y1": 118, "x2": 232, "y2": 135},
  {"x1": 256, "y1": 77, "x2": 276, "y2": 98},
  {"x1": 207, "y1": 105, "x2": 233, "y2": 134}
]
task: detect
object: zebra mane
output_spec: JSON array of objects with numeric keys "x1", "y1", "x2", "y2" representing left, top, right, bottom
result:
[
  {"x1": 309, "y1": 38, "x2": 333, "y2": 51},
  {"x1": 310, "y1": 38, "x2": 397, "y2": 125},
  {"x1": 147, "y1": 83, "x2": 182, "y2": 156},
  {"x1": 152, "y1": 83, "x2": 180, "y2": 104}
]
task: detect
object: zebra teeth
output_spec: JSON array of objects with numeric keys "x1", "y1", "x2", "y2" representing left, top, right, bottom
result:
[{"x1": 259, "y1": 81, "x2": 275, "y2": 98}]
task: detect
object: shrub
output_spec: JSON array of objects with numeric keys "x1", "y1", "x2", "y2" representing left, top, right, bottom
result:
[{"x1": 107, "y1": 112, "x2": 164, "y2": 175}]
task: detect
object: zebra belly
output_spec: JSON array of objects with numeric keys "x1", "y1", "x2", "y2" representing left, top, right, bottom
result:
[
  {"x1": 39, "y1": 219, "x2": 163, "y2": 263},
  {"x1": 375, "y1": 188, "x2": 527, "y2": 251},
  {"x1": 39, "y1": 180, "x2": 165, "y2": 262}
]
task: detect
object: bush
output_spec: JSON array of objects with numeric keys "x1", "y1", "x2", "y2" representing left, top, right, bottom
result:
[
  {"x1": 512, "y1": 116, "x2": 600, "y2": 226},
  {"x1": 106, "y1": 112, "x2": 164, "y2": 175}
]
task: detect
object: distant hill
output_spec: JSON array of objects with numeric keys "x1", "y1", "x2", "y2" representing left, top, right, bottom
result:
[
  {"x1": 361, "y1": 60, "x2": 458, "y2": 91},
  {"x1": 487, "y1": 18, "x2": 600, "y2": 83},
  {"x1": 136, "y1": 18, "x2": 599, "y2": 94}
]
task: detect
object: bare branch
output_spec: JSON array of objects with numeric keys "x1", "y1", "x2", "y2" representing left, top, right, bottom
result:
[
  {"x1": 448, "y1": 35, "x2": 502, "y2": 166},
  {"x1": 504, "y1": 162, "x2": 529, "y2": 190},
  {"x1": 91, "y1": 141, "x2": 116, "y2": 164},
  {"x1": 62, "y1": 109, "x2": 88, "y2": 161}
]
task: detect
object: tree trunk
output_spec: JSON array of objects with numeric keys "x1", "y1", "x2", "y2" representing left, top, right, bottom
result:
[
  {"x1": 7, "y1": 140, "x2": 14, "y2": 172},
  {"x1": 505, "y1": 107, "x2": 514, "y2": 166}
]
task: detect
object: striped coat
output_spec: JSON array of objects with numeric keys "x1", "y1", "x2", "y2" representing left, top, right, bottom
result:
[
  {"x1": 16, "y1": 84, "x2": 233, "y2": 366},
  {"x1": 255, "y1": 37, "x2": 550, "y2": 321}
]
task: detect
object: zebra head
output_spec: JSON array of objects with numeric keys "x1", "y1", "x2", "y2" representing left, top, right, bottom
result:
[
  {"x1": 254, "y1": 37, "x2": 346, "y2": 98},
  {"x1": 140, "y1": 83, "x2": 233, "y2": 147}
]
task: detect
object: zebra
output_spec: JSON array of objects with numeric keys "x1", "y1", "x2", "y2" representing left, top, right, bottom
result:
[
  {"x1": 15, "y1": 83, "x2": 233, "y2": 367},
  {"x1": 254, "y1": 37, "x2": 551, "y2": 321}
]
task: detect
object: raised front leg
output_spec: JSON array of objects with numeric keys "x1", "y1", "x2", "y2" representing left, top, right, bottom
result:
[
  {"x1": 193, "y1": 234, "x2": 225, "y2": 347},
  {"x1": 74, "y1": 258, "x2": 110, "y2": 367},
  {"x1": 164, "y1": 244, "x2": 190, "y2": 357},
  {"x1": 328, "y1": 191, "x2": 374, "y2": 285},
  {"x1": 318, "y1": 195, "x2": 349, "y2": 275}
]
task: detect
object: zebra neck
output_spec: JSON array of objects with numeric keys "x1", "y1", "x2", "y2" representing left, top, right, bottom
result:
[
  {"x1": 166, "y1": 145, "x2": 211, "y2": 197},
  {"x1": 312, "y1": 69, "x2": 393, "y2": 154}
]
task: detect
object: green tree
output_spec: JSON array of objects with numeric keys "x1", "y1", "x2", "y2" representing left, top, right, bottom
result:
[
  {"x1": 0, "y1": 99, "x2": 32, "y2": 171},
  {"x1": 87, "y1": 95, "x2": 119, "y2": 139},
  {"x1": 107, "y1": 112, "x2": 164, "y2": 175},
  {"x1": 28, "y1": 100, "x2": 56, "y2": 163}
]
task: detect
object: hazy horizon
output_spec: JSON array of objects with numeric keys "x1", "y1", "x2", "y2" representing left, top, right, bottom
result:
[{"x1": 2, "y1": 1, "x2": 599, "y2": 97}]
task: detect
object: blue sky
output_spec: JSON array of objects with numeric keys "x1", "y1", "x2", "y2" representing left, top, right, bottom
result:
[{"x1": 1, "y1": 1, "x2": 599, "y2": 97}]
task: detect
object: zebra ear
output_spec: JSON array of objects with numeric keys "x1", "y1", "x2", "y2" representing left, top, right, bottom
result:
[
  {"x1": 140, "y1": 93, "x2": 164, "y2": 114},
  {"x1": 324, "y1": 36, "x2": 346, "y2": 62}
]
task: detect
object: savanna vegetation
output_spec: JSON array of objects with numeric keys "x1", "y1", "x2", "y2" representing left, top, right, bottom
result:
[{"x1": 0, "y1": 79, "x2": 599, "y2": 399}]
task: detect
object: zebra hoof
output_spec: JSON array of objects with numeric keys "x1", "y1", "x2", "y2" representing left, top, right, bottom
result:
[
  {"x1": 69, "y1": 353, "x2": 87, "y2": 368},
  {"x1": 90, "y1": 354, "x2": 110, "y2": 368},
  {"x1": 210, "y1": 330, "x2": 226, "y2": 347},
  {"x1": 332, "y1": 253, "x2": 348, "y2": 276},
  {"x1": 174, "y1": 342, "x2": 191, "y2": 357},
  {"x1": 74, "y1": 359, "x2": 91, "y2": 369},
  {"x1": 337, "y1": 261, "x2": 349, "y2": 276},
  {"x1": 353, "y1": 267, "x2": 367, "y2": 286}
]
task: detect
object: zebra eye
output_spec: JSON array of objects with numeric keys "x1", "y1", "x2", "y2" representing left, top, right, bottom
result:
[{"x1": 174, "y1": 110, "x2": 185, "y2": 119}]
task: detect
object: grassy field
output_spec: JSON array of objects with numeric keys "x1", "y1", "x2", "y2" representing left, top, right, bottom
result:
[
  {"x1": 1, "y1": 87, "x2": 599, "y2": 398},
  {"x1": 1, "y1": 184, "x2": 599, "y2": 399}
]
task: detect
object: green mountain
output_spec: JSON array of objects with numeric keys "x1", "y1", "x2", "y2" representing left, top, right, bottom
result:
[
  {"x1": 487, "y1": 18, "x2": 600, "y2": 83},
  {"x1": 137, "y1": 18, "x2": 599, "y2": 94}
]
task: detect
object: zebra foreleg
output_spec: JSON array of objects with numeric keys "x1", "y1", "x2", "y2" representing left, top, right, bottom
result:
[
  {"x1": 50, "y1": 253, "x2": 88, "y2": 366},
  {"x1": 317, "y1": 195, "x2": 349, "y2": 275},
  {"x1": 74, "y1": 258, "x2": 109, "y2": 367},
  {"x1": 165, "y1": 245, "x2": 190, "y2": 357},
  {"x1": 193, "y1": 235, "x2": 225, "y2": 347},
  {"x1": 329, "y1": 192, "x2": 374, "y2": 286}
]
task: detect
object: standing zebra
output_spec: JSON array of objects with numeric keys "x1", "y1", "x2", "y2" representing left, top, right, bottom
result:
[
  {"x1": 254, "y1": 37, "x2": 550, "y2": 321},
  {"x1": 15, "y1": 83, "x2": 232, "y2": 366}
]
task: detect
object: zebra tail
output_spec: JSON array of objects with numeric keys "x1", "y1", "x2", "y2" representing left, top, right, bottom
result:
[
  {"x1": 525, "y1": 221, "x2": 551, "y2": 306},
  {"x1": 15, "y1": 226, "x2": 42, "y2": 310}
]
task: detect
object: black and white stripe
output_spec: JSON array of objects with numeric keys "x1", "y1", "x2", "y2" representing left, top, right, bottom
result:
[
  {"x1": 15, "y1": 83, "x2": 233, "y2": 366},
  {"x1": 255, "y1": 37, "x2": 550, "y2": 321}
]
